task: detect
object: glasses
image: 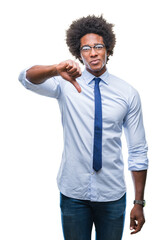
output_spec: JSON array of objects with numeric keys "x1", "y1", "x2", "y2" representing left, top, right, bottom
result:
[{"x1": 80, "y1": 44, "x2": 105, "y2": 53}]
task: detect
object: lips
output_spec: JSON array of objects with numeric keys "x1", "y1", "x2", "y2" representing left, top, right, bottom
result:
[{"x1": 90, "y1": 59, "x2": 100, "y2": 65}]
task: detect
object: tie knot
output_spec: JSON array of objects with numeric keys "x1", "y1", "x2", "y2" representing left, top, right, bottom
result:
[{"x1": 94, "y1": 77, "x2": 101, "y2": 85}]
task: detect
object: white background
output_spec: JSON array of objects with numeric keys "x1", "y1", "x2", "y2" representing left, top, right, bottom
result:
[{"x1": 0, "y1": 0, "x2": 167, "y2": 239}]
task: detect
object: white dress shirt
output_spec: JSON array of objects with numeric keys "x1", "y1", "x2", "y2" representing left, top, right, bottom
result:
[{"x1": 19, "y1": 68, "x2": 148, "y2": 202}]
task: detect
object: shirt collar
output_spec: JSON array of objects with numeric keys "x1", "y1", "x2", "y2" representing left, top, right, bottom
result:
[{"x1": 82, "y1": 68, "x2": 109, "y2": 85}]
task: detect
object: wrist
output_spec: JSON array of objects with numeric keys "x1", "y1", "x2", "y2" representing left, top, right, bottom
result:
[
  {"x1": 134, "y1": 200, "x2": 146, "y2": 207},
  {"x1": 54, "y1": 61, "x2": 67, "y2": 76},
  {"x1": 51, "y1": 64, "x2": 59, "y2": 76}
]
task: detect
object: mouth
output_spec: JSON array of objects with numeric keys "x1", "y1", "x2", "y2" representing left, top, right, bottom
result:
[{"x1": 90, "y1": 59, "x2": 100, "y2": 65}]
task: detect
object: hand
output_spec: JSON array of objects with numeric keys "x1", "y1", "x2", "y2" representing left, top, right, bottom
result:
[
  {"x1": 130, "y1": 205, "x2": 145, "y2": 234},
  {"x1": 56, "y1": 60, "x2": 82, "y2": 93}
]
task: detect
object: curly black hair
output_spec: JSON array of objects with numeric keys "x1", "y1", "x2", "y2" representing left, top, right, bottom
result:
[{"x1": 66, "y1": 15, "x2": 116, "y2": 63}]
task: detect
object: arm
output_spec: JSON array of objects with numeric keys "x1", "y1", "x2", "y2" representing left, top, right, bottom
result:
[
  {"x1": 123, "y1": 88, "x2": 148, "y2": 234},
  {"x1": 130, "y1": 170, "x2": 147, "y2": 234},
  {"x1": 26, "y1": 60, "x2": 82, "y2": 92}
]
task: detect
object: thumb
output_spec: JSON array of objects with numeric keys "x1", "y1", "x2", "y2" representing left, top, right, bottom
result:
[
  {"x1": 71, "y1": 79, "x2": 82, "y2": 93},
  {"x1": 130, "y1": 218, "x2": 136, "y2": 231}
]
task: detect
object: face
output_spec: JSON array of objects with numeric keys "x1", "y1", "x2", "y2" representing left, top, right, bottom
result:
[{"x1": 80, "y1": 33, "x2": 109, "y2": 77}]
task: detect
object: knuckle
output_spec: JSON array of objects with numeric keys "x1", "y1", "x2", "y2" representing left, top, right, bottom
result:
[{"x1": 67, "y1": 60, "x2": 73, "y2": 65}]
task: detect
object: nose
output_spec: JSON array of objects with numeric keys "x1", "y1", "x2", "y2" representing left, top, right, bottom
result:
[{"x1": 90, "y1": 47, "x2": 98, "y2": 57}]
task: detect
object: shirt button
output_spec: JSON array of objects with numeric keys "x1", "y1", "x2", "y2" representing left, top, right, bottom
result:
[{"x1": 91, "y1": 172, "x2": 94, "y2": 175}]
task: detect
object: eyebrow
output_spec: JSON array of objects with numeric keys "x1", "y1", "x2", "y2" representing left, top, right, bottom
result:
[{"x1": 81, "y1": 43, "x2": 104, "y2": 47}]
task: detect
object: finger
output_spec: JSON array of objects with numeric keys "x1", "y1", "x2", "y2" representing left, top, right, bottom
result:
[
  {"x1": 66, "y1": 62, "x2": 74, "y2": 71},
  {"x1": 71, "y1": 79, "x2": 82, "y2": 93},
  {"x1": 131, "y1": 226, "x2": 141, "y2": 234},
  {"x1": 66, "y1": 61, "x2": 77, "y2": 70},
  {"x1": 67, "y1": 63, "x2": 80, "y2": 75},
  {"x1": 72, "y1": 66, "x2": 82, "y2": 78},
  {"x1": 67, "y1": 67, "x2": 77, "y2": 74},
  {"x1": 71, "y1": 63, "x2": 81, "y2": 76},
  {"x1": 131, "y1": 219, "x2": 144, "y2": 235},
  {"x1": 70, "y1": 71, "x2": 82, "y2": 78},
  {"x1": 130, "y1": 218, "x2": 136, "y2": 231}
]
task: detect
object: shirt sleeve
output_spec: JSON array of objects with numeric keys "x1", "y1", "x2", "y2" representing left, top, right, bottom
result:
[
  {"x1": 18, "y1": 67, "x2": 61, "y2": 99},
  {"x1": 123, "y1": 88, "x2": 148, "y2": 171}
]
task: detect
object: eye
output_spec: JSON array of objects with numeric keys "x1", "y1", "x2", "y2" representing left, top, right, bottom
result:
[
  {"x1": 81, "y1": 46, "x2": 91, "y2": 51},
  {"x1": 95, "y1": 44, "x2": 104, "y2": 49}
]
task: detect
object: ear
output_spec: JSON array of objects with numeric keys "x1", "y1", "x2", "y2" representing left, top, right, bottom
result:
[
  {"x1": 107, "y1": 50, "x2": 110, "y2": 57},
  {"x1": 79, "y1": 55, "x2": 84, "y2": 64}
]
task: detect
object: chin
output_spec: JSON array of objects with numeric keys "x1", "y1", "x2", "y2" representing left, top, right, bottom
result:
[
  {"x1": 90, "y1": 64, "x2": 105, "y2": 73},
  {"x1": 88, "y1": 63, "x2": 101, "y2": 70}
]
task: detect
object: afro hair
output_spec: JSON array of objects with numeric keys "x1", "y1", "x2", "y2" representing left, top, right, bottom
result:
[{"x1": 66, "y1": 15, "x2": 116, "y2": 63}]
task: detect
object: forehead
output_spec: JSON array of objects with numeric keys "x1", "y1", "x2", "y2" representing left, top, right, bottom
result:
[{"x1": 80, "y1": 33, "x2": 104, "y2": 46}]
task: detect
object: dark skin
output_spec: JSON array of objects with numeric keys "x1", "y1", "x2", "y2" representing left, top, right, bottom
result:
[
  {"x1": 130, "y1": 170, "x2": 147, "y2": 234},
  {"x1": 26, "y1": 33, "x2": 147, "y2": 235},
  {"x1": 26, "y1": 60, "x2": 82, "y2": 92}
]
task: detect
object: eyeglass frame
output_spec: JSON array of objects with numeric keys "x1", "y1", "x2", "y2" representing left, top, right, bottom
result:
[{"x1": 80, "y1": 44, "x2": 106, "y2": 52}]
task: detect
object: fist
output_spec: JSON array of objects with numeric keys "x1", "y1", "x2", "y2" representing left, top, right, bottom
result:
[
  {"x1": 130, "y1": 205, "x2": 145, "y2": 234},
  {"x1": 56, "y1": 60, "x2": 82, "y2": 93}
]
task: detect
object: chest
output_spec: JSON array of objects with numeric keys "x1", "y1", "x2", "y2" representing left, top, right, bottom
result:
[{"x1": 60, "y1": 82, "x2": 128, "y2": 125}]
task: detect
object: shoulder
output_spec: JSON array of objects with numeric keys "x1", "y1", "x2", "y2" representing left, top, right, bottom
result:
[{"x1": 108, "y1": 73, "x2": 139, "y2": 98}]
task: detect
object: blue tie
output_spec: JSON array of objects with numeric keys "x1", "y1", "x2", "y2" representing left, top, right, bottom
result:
[{"x1": 93, "y1": 78, "x2": 102, "y2": 172}]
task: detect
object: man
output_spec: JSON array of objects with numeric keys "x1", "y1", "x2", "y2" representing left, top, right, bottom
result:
[{"x1": 19, "y1": 15, "x2": 148, "y2": 240}]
